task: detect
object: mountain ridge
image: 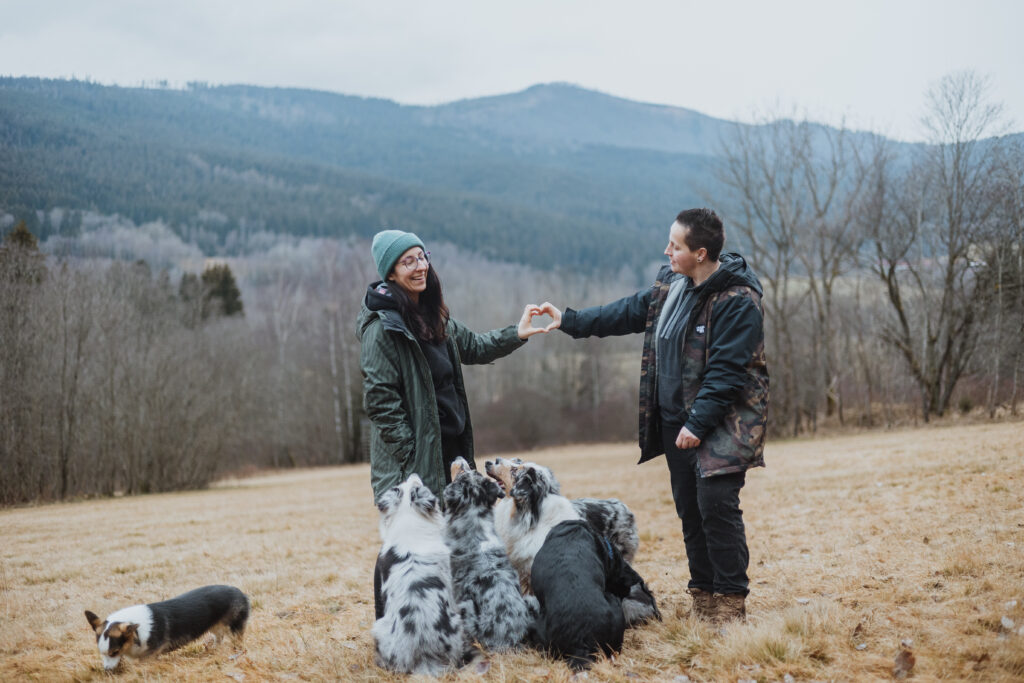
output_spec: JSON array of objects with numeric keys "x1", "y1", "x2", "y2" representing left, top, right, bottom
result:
[{"x1": 1, "y1": 77, "x2": 959, "y2": 273}]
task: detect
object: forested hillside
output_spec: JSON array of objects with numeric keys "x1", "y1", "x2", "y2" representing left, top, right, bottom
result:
[{"x1": 0, "y1": 78, "x2": 720, "y2": 273}]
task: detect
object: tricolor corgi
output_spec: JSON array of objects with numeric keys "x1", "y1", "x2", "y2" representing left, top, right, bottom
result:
[{"x1": 85, "y1": 584, "x2": 249, "y2": 671}]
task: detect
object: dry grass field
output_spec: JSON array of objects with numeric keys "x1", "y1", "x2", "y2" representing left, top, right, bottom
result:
[{"x1": 2, "y1": 421, "x2": 1023, "y2": 682}]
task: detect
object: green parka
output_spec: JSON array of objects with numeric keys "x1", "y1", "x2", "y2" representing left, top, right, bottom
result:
[{"x1": 356, "y1": 282, "x2": 527, "y2": 502}]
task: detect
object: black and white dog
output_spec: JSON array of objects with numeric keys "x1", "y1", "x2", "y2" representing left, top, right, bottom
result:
[
  {"x1": 442, "y1": 457, "x2": 540, "y2": 652},
  {"x1": 531, "y1": 519, "x2": 638, "y2": 670},
  {"x1": 373, "y1": 473, "x2": 471, "y2": 675},
  {"x1": 493, "y1": 461, "x2": 661, "y2": 628},
  {"x1": 491, "y1": 461, "x2": 581, "y2": 593},
  {"x1": 485, "y1": 456, "x2": 640, "y2": 563},
  {"x1": 84, "y1": 585, "x2": 249, "y2": 671}
]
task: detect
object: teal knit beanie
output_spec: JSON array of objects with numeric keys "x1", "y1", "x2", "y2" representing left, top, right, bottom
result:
[{"x1": 371, "y1": 230, "x2": 426, "y2": 280}]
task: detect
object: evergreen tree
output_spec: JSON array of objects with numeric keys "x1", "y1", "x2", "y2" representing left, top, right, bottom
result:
[
  {"x1": 201, "y1": 264, "x2": 244, "y2": 318},
  {"x1": 1, "y1": 221, "x2": 46, "y2": 284},
  {"x1": 5, "y1": 221, "x2": 39, "y2": 250}
]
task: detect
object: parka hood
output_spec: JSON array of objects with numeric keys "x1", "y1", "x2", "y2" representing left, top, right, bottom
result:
[
  {"x1": 357, "y1": 281, "x2": 405, "y2": 340},
  {"x1": 707, "y1": 253, "x2": 764, "y2": 297},
  {"x1": 365, "y1": 281, "x2": 399, "y2": 313},
  {"x1": 656, "y1": 253, "x2": 764, "y2": 298}
]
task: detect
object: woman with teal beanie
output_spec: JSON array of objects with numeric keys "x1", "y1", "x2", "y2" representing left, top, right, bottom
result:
[{"x1": 356, "y1": 229, "x2": 551, "y2": 502}]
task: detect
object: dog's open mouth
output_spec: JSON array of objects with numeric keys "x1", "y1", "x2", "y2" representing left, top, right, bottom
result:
[{"x1": 483, "y1": 461, "x2": 507, "y2": 493}]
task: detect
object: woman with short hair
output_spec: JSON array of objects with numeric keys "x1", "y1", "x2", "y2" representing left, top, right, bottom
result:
[{"x1": 545, "y1": 208, "x2": 769, "y2": 625}]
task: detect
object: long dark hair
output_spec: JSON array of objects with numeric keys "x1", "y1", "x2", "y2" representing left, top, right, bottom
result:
[{"x1": 388, "y1": 266, "x2": 450, "y2": 343}]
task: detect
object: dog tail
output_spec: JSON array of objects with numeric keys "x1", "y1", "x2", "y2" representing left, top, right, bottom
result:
[
  {"x1": 523, "y1": 594, "x2": 540, "y2": 620},
  {"x1": 622, "y1": 579, "x2": 661, "y2": 626},
  {"x1": 458, "y1": 640, "x2": 483, "y2": 669},
  {"x1": 565, "y1": 650, "x2": 594, "y2": 671}
]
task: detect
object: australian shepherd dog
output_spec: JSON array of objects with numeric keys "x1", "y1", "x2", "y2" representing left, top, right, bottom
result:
[
  {"x1": 372, "y1": 474, "x2": 471, "y2": 675},
  {"x1": 486, "y1": 457, "x2": 660, "y2": 627},
  {"x1": 84, "y1": 585, "x2": 249, "y2": 671},
  {"x1": 491, "y1": 461, "x2": 581, "y2": 593},
  {"x1": 442, "y1": 457, "x2": 540, "y2": 651},
  {"x1": 485, "y1": 456, "x2": 640, "y2": 562}
]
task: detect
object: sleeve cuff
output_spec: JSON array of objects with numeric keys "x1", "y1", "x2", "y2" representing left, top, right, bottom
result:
[
  {"x1": 560, "y1": 308, "x2": 577, "y2": 335},
  {"x1": 684, "y1": 412, "x2": 709, "y2": 440}
]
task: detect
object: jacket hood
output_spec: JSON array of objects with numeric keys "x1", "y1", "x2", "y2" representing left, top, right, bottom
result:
[
  {"x1": 365, "y1": 281, "x2": 399, "y2": 313},
  {"x1": 655, "y1": 253, "x2": 764, "y2": 297},
  {"x1": 708, "y1": 253, "x2": 763, "y2": 296},
  {"x1": 357, "y1": 281, "x2": 405, "y2": 339}
]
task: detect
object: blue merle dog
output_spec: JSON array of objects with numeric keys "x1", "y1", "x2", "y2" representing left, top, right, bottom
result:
[
  {"x1": 442, "y1": 458, "x2": 540, "y2": 652},
  {"x1": 372, "y1": 474, "x2": 472, "y2": 675}
]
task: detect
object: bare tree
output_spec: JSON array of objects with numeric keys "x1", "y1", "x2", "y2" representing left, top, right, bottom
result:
[
  {"x1": 0, "y1": 225, "x2": 49, "y2": 504},
  {"x1": 315, "y1": 240, "x2": 367, "y2": 463},
  {"x1": 716, "y1": 115, "x2": 867, "y2": 433},
  {"x1": 978, "y1": 137, "x2": 1024, "y2": 416},
  {"x1": 262, "y1": 271, "x2": 305, "y2": 467},
  {"x1": 863, "y1": 71, "x2": 1009, "y2": 419},
  {"x1": 49, "y1": 265, "x2": 96, "y2": 498}
]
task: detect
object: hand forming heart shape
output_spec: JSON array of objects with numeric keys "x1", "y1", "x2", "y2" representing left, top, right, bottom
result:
[{"x1": 517, "y1": 301, "x2": 562, "y2": 339}]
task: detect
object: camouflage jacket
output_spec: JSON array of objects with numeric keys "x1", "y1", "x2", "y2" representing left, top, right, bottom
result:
[{"x1": 560, "y1": 254, "x2": 768, "y2": 477}]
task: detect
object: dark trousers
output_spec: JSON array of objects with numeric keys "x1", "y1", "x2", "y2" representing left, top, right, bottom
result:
[
  {"x1": 663, "y1": 423, "x2": 749, "y2": 596},
  {"x1": 441, "y1": 433, "x2": 467, "y2": 484}
]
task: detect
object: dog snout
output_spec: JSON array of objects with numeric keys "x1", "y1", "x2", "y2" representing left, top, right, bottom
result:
[{"x1": 450, "y1": 457, "x2": 472, "y2": 481}]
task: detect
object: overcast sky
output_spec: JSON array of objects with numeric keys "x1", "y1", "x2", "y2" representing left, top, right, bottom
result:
[{"x1": 2, "y1": 0, "x2": 1021, "y2": 141}]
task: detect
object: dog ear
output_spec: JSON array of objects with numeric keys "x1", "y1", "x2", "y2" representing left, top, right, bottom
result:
[
  {"x1": 485, "y1": 478, "x2": 503, "y2": 504},
  {"x1": 376, "y1": 486, "x2": 400, "y2": 514},
  {"x1": 122, "y1": 623, "x2": 139, "y2": 645},
  {"x1": 85, "y1": 610, "x2": 104, "y2": 633},
  {"x1": 537, "y1": 465, "x2": 561, "y2": 495},
  {"x1": 410, "y1": 485, "x2": 438, "y2": 515},
  {"x1": 441, "y1": 481, "x2": 461, "y2": 512},
  {"x1": 511, "y1": 467, "x2": 536, "y2": 503}
]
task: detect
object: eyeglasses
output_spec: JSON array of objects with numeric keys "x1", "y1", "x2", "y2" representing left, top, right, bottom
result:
[{"x1": 396, "y1": 251, "x2": 431, "y2": 271}]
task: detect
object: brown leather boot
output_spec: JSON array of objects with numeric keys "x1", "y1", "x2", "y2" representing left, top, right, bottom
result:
[
  {"x1": 683, "y1": 587, "x2": 715, "y2": 621},
  {"x1": 713, "y1": 593, "x2": 747, "y2": 625}
]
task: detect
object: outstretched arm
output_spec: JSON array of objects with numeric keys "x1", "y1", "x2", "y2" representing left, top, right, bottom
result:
[
  {"x1": 452, "y1": 317, "x2": 528, "y2": 365},
  {"x1": 552, "y1": 287, "x2": 653, "y2": 339}
]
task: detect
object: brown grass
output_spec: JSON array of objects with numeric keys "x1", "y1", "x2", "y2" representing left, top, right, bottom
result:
[{"x1": 2, "y1": 421, "x2": 1023, "y2": 681}]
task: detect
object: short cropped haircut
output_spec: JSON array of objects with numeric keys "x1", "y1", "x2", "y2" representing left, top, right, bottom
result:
[{"x1": 675, "y1": 208, "x2": 725, "y2": 261}]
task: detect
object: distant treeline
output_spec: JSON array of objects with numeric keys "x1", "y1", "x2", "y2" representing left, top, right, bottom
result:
[{"x1": 0, "y1": 224, "x2": 645, "y2": 506}]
